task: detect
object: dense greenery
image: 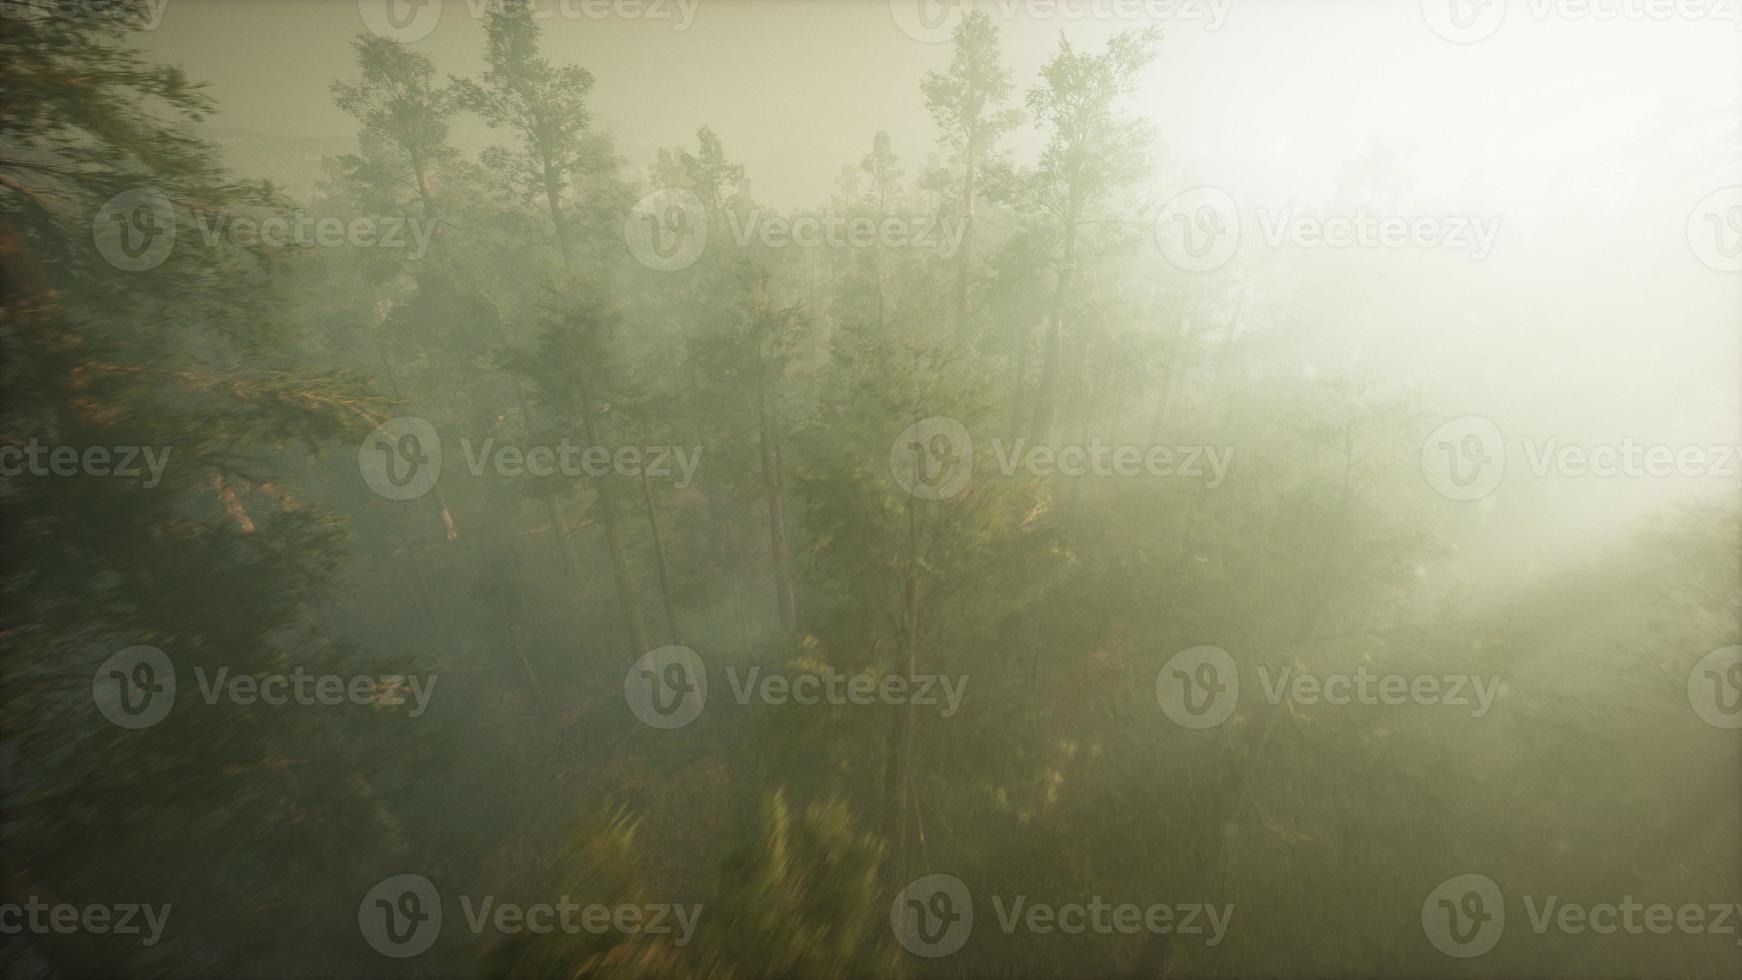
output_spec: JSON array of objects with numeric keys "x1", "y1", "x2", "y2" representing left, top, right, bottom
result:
[{"x1": 2, "y1": 2, "x2": 1736, "y2": 978}]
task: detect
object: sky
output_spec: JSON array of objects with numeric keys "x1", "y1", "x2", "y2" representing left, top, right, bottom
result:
[
  {"x1": 135, "y1": 1, "x2": 1741, "y2": 209},
  {"x1": 133, "y1": 0, "x2": 1742, "y2": 584}
]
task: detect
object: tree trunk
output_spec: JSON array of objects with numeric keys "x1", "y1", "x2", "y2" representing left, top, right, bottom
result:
[
  {"x1": 1008, "y1": 314, "x2": 1034, "y2": 443},
  {"x1": 758, "y1": 358, "x2": 797, "y2": 632},
  {"x1": 540, "y1": 152, "x2": 576, "y2": 270},
  {"x1": 1028, "y1": 192, "x2": 1081, "y2": 444},
  {"x1": 880, "y1": 497, "x2": 922, "y2": 880},
  {"x1": 954, "y1": 149, "x2": 975, "y2": 337},
  {"x1": 575, "y1": 388, "x2": 651, "y2": 657},
  {"x1": 640, "y1": 468, "x2": 683, "y2": 646},
  {"x1": 502, "y1": 367, "x2": 582, "y2": 579}
]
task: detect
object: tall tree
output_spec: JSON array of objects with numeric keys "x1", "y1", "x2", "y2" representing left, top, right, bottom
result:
[
  {"x1": 1021, "y1": 29, "x2": 1159, "y2": 443},
  {"x1": 859, "y1": 130, "x2": 904, "y2": 331},
  {"x1": 451, "y1": 0, "x2": 607, "y2": 271},
  {"x1": 454, "y1": 0, "x2": 651, "y2": 652},
  {"x1": 329, "y1": 34, "x2": 454, "y2": 223},
  {"x1": 921, "y1": 9, "x2": 1022, "y2": 336}
]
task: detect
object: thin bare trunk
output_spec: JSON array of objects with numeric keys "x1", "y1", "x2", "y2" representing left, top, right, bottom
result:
[
  {"x1": 1028, "y1": 193, "x2": 1081, "y2": 443},
  {"x1": 759, "y1": 363, "x2": 796, "y2": 632},
  {"x1": 640, "y1": 468, "x2": 683, "y2": 646}
]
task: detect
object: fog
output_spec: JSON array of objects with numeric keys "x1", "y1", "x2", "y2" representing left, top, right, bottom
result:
[{"x1": 3, "y1": 1, "x2": 1739, "y2": 977}]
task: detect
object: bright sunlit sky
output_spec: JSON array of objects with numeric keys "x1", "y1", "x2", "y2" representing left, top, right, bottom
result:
[
  {"x1": 138, "y1": 0, "x2": 1742, "y2": 583},
  {"x1": 138, "y1": 1, "x2": 1741, "y2": 209}
]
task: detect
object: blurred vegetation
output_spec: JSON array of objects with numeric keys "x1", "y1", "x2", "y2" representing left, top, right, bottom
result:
[{"x1": 1, "y1": 2, "x2": 1736, "y2": 978}]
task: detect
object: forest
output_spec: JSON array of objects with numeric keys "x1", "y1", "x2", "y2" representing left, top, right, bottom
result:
[{"x1": 1, "y1": 1, "x2": 1739, "y2": 977}]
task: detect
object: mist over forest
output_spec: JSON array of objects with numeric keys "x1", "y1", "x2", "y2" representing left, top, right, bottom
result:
[{"x1": 2, "y1": 1, "x2": 1739, "y2": 977}]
